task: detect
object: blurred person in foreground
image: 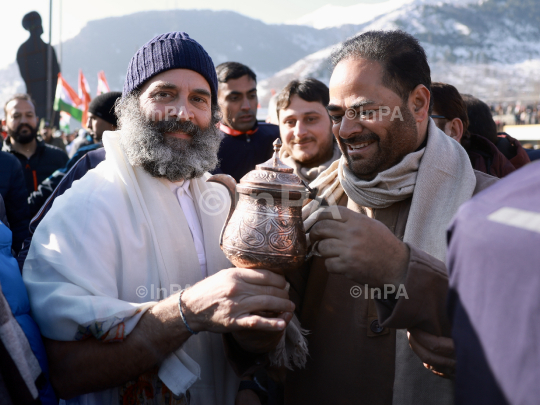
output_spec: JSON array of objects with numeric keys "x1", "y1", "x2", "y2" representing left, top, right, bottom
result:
[
  {"x1": 22, "y1": 32, "x2": 293, "y2": 404},
  {"x1": 462, "y1": 94, "x2": 530, "y2": 170},
  {"x1": 2, "y1": 94, "x2": 68, "y2": 197},
  {"x1": 212, "y1": 62, "x2": 279, "y2": 182},
  {"x1": 430, "y1": 82, "x2": 515, "y2": 178},
  {"x1": 269, "y1": 30, "x2": 498, "y2": 405},
  {"x1": 0, "y1": 193, "x2": 56, "y2": 404},
  {"x1": 276, "y1": 78, "x2": 341, "y2": 184},
  {"x1": 447, "y1": 160, "x2": 540, "y2": 404},
  {"x1": 27, "y1": 92, "x2": 121, "y2": 217}
]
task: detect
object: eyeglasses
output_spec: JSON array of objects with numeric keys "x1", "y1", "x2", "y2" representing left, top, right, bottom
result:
[{"x1": 430, "y1": 115, "x2": 447, "y2": 119}]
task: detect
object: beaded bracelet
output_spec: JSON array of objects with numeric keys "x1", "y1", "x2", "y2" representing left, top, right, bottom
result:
[{"x1": 178, "y1": 289, "x2": 198, "y2": 335}]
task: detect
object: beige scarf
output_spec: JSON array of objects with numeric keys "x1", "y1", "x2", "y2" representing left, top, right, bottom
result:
[
  {"x1": 302, "y1": 119, "x2": 477, "y2": 405},
  {"x1": 280, "y1": 141, "x2": 342, "y2": 184}
]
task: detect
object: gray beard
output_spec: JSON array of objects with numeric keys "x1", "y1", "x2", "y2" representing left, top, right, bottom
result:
[{"x1": 116, "y1": 94, "x2": 221, "y2": 182}]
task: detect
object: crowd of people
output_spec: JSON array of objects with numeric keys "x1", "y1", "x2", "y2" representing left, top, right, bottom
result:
[{"x1": 0, "y1": 29, "x2": 538, "y2": 405}]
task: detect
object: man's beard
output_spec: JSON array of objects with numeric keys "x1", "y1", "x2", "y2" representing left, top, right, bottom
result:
[
  {"x1": 338, "y1": 104, "x2": 419, "y2": 180},
  {"x1": 9, "y1": 124, "x2": 38, "y2": 145},
  {"x1": 116, "y1": 94, "x2": 222, "y2": 182}
]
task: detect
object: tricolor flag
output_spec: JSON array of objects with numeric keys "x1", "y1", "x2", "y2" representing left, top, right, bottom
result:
[
  {"x1": 54, "y1": 73, "x2": 83, "y2": 122},
  {"x1": 97, "y1": 71, "x2": 110, "y2": 95},
  {"x1": 78, "y1": 70, "x2": 92, "y2": 128}
]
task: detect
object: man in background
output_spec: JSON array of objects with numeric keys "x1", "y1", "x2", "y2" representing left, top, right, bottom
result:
[
  {"x1": 39, "y1": 119, "x2": 66, "y2": 152},
  {"x1": 462, "y1": 94, "x2": 530, "y2": 170},
  {"x1": 213, "y1": 62, "x2": 279, "y2": 182},
  {"x1": 276, "y1": 78, "x2": 341, "y2": 184},
  {"x1": 27, "y1": 91, "x2": 121, "y2": 217},
  {"x1": 430, "y1": 82, "x2": 514, "y2": 178},
  {"x1": 2, "y1": 94, "x2": 68, "y2": 197}
]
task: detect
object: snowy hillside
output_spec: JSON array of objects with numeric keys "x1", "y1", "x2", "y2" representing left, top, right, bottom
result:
[{"x1": 261, "y1": 0, "x2": 540, "y2": 104}]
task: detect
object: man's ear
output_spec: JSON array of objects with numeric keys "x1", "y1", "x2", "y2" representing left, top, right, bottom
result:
[
  {"x1": 408, "y1": 84, "x2": 430, "y2": 123},
  {"x1": 446, "y1": 118, "x2": 463, "y2": 144}
]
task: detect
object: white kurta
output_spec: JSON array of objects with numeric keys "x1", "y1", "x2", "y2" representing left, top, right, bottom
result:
[{"x1": 23, "y1": 130, "x2": 240, "y2": 405}]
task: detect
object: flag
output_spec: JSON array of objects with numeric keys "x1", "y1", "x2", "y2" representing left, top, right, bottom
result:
[
  {"x1": 59, "y1": 111, "x2": 71, "y2": 133},
  {"x1": 53, "y1": 73, "x2": 83, "y2": 122},
  {"x1": 78, "y1": 70, "x2": 92, "y2": 128},
  {"x1": 97, "y1": 71, "x2": 110, "y2": 95}
]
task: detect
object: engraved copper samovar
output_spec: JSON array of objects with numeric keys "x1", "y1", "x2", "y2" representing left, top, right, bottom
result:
[{"x1": 207, "y1": 139, "x2": 312, "y2": 275}]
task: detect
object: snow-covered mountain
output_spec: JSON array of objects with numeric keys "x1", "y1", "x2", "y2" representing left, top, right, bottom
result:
[
  {"x1": 287, "y1": 0, "x2": 482, "y2": 29},
  {"x1": 261, "y1": 0, "x2": 540, "y2": 105}
]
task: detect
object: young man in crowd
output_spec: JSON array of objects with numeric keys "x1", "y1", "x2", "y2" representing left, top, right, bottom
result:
[
  {"x1": 2, "y1": 94, "x2": 68, "y2": 197},
  {"x1": 23, "y1": 32, "x2": 293, "y2": 404},
  {"x1": 276, "y1": 78, "x2": 341, "y2": 184},
  {"x1": 430, "y1": 82, "x2": 515, "y2": 178},
  {"x1": 27, "y1": 91, "x2": 122, "y2": 217},
  {"x1": 39, "y1": 119, "x2": 66, "y2": 152},
  {"x1": 272, "y1": 30, "x2": 498, "y2": 405},
  {"x1": 212, "y1": 62, "x2": 279, "y2": 182},
  {"x1": 463, "y1": 94, "x2": 530, "y2": 170}
]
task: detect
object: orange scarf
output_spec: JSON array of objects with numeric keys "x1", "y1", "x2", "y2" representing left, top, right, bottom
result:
[{"x1": 219, "y1": 123, "x2": 258, "y2": 136}]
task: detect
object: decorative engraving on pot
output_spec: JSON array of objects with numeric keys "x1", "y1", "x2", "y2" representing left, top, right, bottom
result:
[
  {"x1": 220, "y1": 194, "x2": 307, "y2": 272},
  {"x1": 243, "y1": 170, "x2": 303, "y2": 186},
  {"x1": 206, "y1": 139, "x2": 311, "y2": 274}
]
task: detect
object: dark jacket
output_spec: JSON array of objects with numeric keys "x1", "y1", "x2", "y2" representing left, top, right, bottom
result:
[
  {"x1": 27, "y1": 143, "x2": 103, "y2": 217},
  {"x1": 2, "y1": 138, "x2": 68, "y2": 197},
  {"x1": 0, "y1": 151, "x2": 30, "y2": 254},
  {"x1": 496, "y1": 133, "x2": 530, "y2": 170},
  {"x1": 447, "y1": 160, "x2": 540, "y2": 405},
  {"x1": 0, "y1": 200, "x2": 57, "y2": 404},
  {"x1": 283, "y1": 171, "x2": 497, "y2": 405},
  {"x1": 467, "y1": 134, "x2": 515, "y2": 178},
  {"x1": 18, "y1": 148, "x2": 106, "y2": 268},
  {"x1": 212, "y1": 122, "x2": 280, "y2": 182}
]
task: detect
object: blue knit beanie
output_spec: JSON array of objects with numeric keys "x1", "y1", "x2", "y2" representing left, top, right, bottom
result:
[{"x1": 123, "y1": 32, "x2": 218, "y2": 104}]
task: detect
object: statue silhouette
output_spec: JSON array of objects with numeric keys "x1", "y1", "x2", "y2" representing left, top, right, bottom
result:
[{"x1": 17, "y1": 11, "x2": 60, "y2": 126}]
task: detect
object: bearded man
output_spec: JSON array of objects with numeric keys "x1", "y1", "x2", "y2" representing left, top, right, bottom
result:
[
  {"x1": 23, "y1": 32, "x2": 294, "y2": 405},
  {"x1": 279, "y1": 30, "x2": 498, "y2": 405},
  {"x1": 2, "y1": 94, "x2": 68, "y2": 196}
]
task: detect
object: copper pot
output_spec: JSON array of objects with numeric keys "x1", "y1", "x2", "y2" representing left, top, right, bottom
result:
[{"x1": 207, "y1": 139, "x2": 312, "y2": 275}]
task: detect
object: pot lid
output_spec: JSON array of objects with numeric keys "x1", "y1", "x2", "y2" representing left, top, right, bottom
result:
[{"x1": 238, "y1": 139, "x2": 309, "y2": 195}]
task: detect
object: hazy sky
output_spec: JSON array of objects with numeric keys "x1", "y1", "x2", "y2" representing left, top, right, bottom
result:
[{"x1": 1, "y1": 0, "x2": 385, "y2": 69}]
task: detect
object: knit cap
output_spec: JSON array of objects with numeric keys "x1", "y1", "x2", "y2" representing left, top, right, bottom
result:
[
  {"x1": 123, "y1": 32, "x2": 217, "y2": 104},
  {"x1": 88, "y1": 91, "x2": 122, "y2": 126}
]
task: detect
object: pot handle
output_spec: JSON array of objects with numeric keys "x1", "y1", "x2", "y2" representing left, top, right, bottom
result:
[{"x1": 206, "y1": 174, "x2": 237, "y2": 247}]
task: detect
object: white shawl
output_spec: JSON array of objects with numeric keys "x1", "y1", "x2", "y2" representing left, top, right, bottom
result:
[{"x1": 23, "y1": 130, "x2": 239, "y2": 404}]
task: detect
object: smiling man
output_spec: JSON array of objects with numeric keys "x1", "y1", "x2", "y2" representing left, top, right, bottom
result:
[
  {"x1": 212, "y1": 62, "x2": 279, "y2": 182},
  {"x1": 281, "y1": 30, "x2": 499, "y2": 405},
  {"x1": 276, "y1": 78, "x2": 341, "y2": 184},
  {"x1": 2, "y1": 94, "x2": 68, "y2": 196},
  {"x1": 22, "y1": 32, "x2": 293, "y2": 405}
]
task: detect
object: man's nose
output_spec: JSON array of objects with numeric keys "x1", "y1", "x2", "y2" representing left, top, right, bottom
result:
[
  {"x1": 240, "y1": 96, "x2": 251, "y2": 111},
  {"x1": 293, "y1": 121, "x2": 308, "y2": 138},
  {"x1": 338, "y1": 112, "x2": 364, "y2": 140},
  {"x1": 168, "y1": 98, "x2": 194, "y2": 121}
]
